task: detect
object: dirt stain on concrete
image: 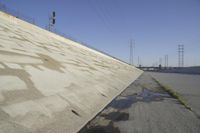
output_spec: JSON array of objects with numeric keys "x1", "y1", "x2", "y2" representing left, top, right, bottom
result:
[
  {"x1": 0, "y1": 65, "x2": 44, "y2": 105},
  {"x1": 37, "y1": 53, "x2": 65, "y2": 73}
]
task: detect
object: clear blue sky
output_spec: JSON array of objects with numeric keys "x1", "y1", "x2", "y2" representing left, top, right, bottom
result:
[{"x1": 1, "y1": 0, "x2": 200, "y2": 66}]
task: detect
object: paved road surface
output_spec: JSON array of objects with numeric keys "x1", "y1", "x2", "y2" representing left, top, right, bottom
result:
[{"x1": 79, "y1": 72, "x2": 200, "y2": 133}]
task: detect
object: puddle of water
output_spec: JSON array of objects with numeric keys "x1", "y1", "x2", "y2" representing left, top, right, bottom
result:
[
  {"x1": 79, "y1": 122, "x2": 120, "y2": 133},
  {"x1": 79, "y1": 89, "x2": 171, "y2": 133},
  {"x1": 110, "y1": 88, "x2": 170, "y2": 109},
  {"x1": 101, "y1": 112, "x2": 129, "y2": 121},
  {"x1": 138, "y1": 88, "x2": 170, "y2": 102},
  {"x1": 110, "y1": 95, "x2": 137, "y2": 109}
]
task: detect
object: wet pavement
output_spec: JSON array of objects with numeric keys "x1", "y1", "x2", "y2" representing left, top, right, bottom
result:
[
  {"x1": 110, "y1": 88, "x2": 170, "y2": 110},
  {"x1": 79, "y1": 72, "x2": 200, "y2": 133}
]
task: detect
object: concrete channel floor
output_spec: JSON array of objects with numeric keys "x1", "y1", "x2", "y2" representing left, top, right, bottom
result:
[
  {"x1": 148, "y1": 72, "x2": 200, "y2": 117},
  {"x1": 79, "y1": 72, "x2": 200, "y2": 133}
]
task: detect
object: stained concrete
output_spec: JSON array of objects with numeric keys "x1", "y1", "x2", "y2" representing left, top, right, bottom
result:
[
  {"x1": 149, "y1": 72, "x2": 200, "y2": 117},
  {"x1": 79, "y1": 73, "x2": 200, "y2": 133},
  {"x1": 0, "y1": 11, "x2": 142, "y2": 133}
]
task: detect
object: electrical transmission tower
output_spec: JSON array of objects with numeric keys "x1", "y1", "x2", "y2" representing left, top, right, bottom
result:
[
  {"x1": 129, "y1": 40, "x2": 134, "y2": 65},
  {"x1": 178, "y1": 44, "x2": 184, "y2": 67},
  {"x1": 165, "y1": 54, "x2": 168, "y2": 67},
  {"x1": 159, "y1": 58, "x2": 162, "y2": 66}
]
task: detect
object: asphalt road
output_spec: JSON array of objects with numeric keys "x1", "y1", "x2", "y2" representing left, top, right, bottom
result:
[{"x1": 79, "y1": 72, "x2": 200, "y2": 133}]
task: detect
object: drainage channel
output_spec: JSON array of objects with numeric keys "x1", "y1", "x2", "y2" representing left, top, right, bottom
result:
[
  {"x1": 109, "y1": 88, "x2": 170, "y2": 110},
  {"x1": 79, "y1": 87, "x2": 171, "y2": 133}
]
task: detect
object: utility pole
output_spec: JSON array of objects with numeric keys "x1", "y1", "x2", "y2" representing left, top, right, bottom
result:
[
  {"x1": 178, "y1": 44, "x2": 184, "y2": 67},
  {"x1": 48, "y1": 11, "x2": 56, "y2": 31}
]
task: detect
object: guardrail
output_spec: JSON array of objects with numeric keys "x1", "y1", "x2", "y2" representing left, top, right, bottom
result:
[{"x1": 0, "y1": 3, "x2": 131, "y2": 66}]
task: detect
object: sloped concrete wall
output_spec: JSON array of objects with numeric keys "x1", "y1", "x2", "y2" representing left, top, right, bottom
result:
[{"x1": 0, "y1": 11, "x2": 143, "y2": 133}]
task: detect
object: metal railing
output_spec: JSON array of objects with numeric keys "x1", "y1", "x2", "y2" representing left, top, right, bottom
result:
[{"x1": 0, "y1": 3, "x2": 130, "y2": 65}]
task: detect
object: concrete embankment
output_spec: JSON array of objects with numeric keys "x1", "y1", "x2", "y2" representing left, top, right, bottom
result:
[{"x1": 0, "y1": 11, "x2": 142, "y2": 133}]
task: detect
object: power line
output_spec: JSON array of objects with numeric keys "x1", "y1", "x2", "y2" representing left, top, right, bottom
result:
[
  {"x1": 87, "y1": 0, "x2": 113, "y2": 34},
  {"x1": 96, "y1": 0, "x2": 113, "y2": 23}
]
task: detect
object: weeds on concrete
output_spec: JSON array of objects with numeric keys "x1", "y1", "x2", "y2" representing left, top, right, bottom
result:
[
  {"x1": 152, "y1": 76, "x2": 200, "y2": 119},
  {"x1": 152, "y1": 77, "x2": 192, "y2": 110}
]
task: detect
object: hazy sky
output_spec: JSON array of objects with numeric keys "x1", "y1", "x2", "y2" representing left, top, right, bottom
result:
[{"x1": 1, "y1": 0, "x2": 200, "y2": 66}]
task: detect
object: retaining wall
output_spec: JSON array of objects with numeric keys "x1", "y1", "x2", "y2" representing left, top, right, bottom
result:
[{"x1": 0, "y1": 11, "x2": 143, "y2": 133}]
